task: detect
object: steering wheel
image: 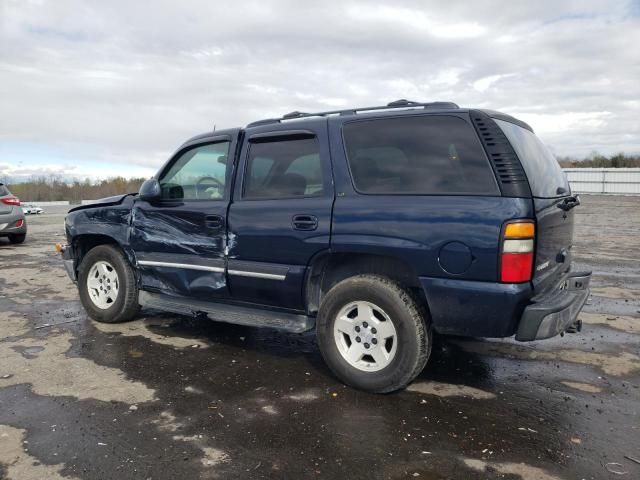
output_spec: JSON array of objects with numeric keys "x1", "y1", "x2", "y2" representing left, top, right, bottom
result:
[{"x1": 195, "y1": 176, "x2": 224, "y2": 199}]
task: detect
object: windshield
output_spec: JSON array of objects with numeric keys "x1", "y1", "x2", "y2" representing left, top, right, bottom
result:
[{"x1": 495, "y1": 119, "x2": 570, "y2": 198}]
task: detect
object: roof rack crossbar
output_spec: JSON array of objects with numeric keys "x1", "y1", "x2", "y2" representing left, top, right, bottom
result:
[{"x1": 246, "y1": 100, "x2": 459, "y2": 127}]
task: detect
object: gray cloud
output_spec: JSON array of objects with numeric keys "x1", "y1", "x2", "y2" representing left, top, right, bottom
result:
[{"x1": 0, "y1": 0, "x2": 639, "y2": 178}]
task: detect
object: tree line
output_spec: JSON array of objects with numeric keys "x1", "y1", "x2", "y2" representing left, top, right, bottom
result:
[
  {"x1": 2, "y1": 151, "x2": 639, "y2": 201},
  {"x1": 1, "y1": 176, "x2": 147, "y2": 202},
  {"x1": 557, "y1": 152, "x2": 640, "y2": 168}
]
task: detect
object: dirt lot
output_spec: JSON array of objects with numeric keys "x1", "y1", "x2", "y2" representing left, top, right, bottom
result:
[{"x1": 0, "y1": 196, "x2": 639, "y2": 480}]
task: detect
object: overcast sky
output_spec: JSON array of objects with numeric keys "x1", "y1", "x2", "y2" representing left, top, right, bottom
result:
[{"x1": 1, "y1": 0, "x2": 639, "y2": 181}]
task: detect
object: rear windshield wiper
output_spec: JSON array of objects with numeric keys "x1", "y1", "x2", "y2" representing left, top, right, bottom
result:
[{"x1": 557, "y1": 194, "x2": 581, "y2": 211}]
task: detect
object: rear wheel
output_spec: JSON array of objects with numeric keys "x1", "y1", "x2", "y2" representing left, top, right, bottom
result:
[
  {"x1": 316, "y1": 274, "x2": 431, "y2": 393},
  {"x1": 8, "y1": 234, "x2": 26, "y2": 244},
  {"x1": 78, "y1": 244, "x2": 139, "y2": 323}
]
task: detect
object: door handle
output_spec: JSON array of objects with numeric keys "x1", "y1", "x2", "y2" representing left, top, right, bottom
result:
[
  {"x1": 205, "y1": 214, "x2": 225, "y2": 230},
  {"x1": 292, "y1": 214, "x2": 318, "y2": 231}
]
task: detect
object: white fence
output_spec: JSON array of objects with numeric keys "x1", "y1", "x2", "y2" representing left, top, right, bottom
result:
[
  {"x1": 563, "y1": 168, "x2": 640, "y2": 195},
  {"x1": 21, "y1": 200, "x2": 70, "y2": 206}
]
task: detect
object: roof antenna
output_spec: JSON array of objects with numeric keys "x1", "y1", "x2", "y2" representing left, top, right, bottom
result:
[{"x1": 213, "y1": 124, "x2": 216, "y2": 132}]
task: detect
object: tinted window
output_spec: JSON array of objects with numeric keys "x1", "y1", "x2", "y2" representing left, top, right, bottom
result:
[
  {"x1": 343, "y1": 116, "x2": 499, "y2": 195},
  {"x1": 244, "y1": 137, "x2": 323, "y2": 199},
  {"x1": 495, "y1": 119, "x2": 570, "y2": 198},
  {"x1": 0, "y1": 185, "x2": 10, "y2": 196},
  {"x1": 160, "y1": 142, "x2": 230, "y2": 200},
  {"x1": 285, "y1": 154, "x2": 324, "y2": 196},
  {"x1": 248, "y1": 157, "x2": 274, "y2": 187}
]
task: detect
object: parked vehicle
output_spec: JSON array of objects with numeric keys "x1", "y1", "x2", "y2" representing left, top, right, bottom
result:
[
  {"x1": 0, "y1": 183, "x2": 27, "y2": 244},
  {"x1": 23, "y1": 204, "x2": 44, "y2": 215},
  {"x1": 59, "y1": 100, "x2": 591, "y2": 393}
]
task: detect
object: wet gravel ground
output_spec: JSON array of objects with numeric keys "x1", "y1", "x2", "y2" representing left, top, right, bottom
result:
[{"x1": 0, "y1": 196, "x2": 638, "y2": 480}]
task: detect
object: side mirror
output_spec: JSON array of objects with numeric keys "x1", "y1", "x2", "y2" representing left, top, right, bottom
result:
[{"x1": 139, "y1": 178, "x2": 161, "y2": 201}]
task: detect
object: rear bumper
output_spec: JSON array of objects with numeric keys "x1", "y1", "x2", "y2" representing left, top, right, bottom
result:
[
  {"x1": 0, "y1": 208, "x2": 27, "y2": 236},
  {"x1": 419, "y1": 270, "x2": 591, "y2": 339},
  {"x1": 515, "y1": 271, "x2": 591, "y2": 341},
  {"x1": 419, "y1": 277, "x2": 532, "y2": 337}
]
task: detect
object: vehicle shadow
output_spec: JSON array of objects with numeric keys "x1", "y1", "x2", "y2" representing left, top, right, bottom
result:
[
  {"x1": 132, "y1": 311, "x2": 496, "y2": 389},
  {"x1": 0, "y1": 237, "x2": 28, "y2": 247}
]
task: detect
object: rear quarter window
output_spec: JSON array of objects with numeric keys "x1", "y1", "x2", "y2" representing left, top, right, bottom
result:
[
  {"x1": 342, "y1": 115, "x2": 499, "y2": 195},
  {"x1": 0, "y1": 185, "x2": 10, "y2": 196},
  {"x1": 495, "y1": 119, "x2": 570, "y2": 198}
]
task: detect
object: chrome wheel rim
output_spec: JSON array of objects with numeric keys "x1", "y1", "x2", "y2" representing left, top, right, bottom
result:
[
  {"x1": 333, "y1": 301, "x2": 398, "y2": 372},
  {"x1": 86, "y1": 260, "x2": 119, "y2": 309}
]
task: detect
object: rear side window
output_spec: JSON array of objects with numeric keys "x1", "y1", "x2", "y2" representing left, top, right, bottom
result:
[
  {"x1": 343, "y1": 116, "x2": 499, "y2": 195},
  {"x1": 495, "y1": 119, "x2": 570, "y2": 198},
  {"x1": 0, "y1": 185, "x2": 10, "y2": 196},
  {"x1": 244, "y1": 137, "x2": 323, "y2": 199}
]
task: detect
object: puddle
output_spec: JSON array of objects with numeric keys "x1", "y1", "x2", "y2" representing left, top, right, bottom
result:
[
  {"x1": 93, "y1": 317, "x2": 209, "y2": 349},
  {"x1": 0, "y1": 425, "x2": 80, "y2": 480},
  {"x1": 0, "y1": 332, "x2": 155, "y2": 404}
]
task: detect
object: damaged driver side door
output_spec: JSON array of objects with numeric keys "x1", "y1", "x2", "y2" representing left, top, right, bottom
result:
[{"x1": 130, "y1": 136, "x2": 234, "y2": 300}]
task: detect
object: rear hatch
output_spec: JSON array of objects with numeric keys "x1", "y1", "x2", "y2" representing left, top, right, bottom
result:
[{"x1": 495, "y1": 119, "x2": 577, "y2": 294}]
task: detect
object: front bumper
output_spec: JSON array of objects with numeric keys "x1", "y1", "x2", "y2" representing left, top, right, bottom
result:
[
  {"x1": 59, "y1": 244, "x2": 77, "y2": 283},
  {"x1": 515, "y1": 271, "x2": 591, "y2": 341}
]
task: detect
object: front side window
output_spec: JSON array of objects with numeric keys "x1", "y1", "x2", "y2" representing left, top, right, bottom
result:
[
  {"x1": 159, "y1": 142, "x2": 230, "y2": 200},
  {"x1": 244, "y1": 137, "x2": 324, "y2": 199},
  {"x1": 343, "y1": 115, "x2": 499, "y2": 195}
]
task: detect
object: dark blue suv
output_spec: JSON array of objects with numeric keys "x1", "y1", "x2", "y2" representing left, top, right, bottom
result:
[{"x1": 60, "y1": 100, "x2": 591, "y2": 393}]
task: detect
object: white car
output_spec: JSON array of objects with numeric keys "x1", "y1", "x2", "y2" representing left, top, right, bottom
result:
[{"x1": 22, "y1": 205, "x2": 44, "y2": 215}]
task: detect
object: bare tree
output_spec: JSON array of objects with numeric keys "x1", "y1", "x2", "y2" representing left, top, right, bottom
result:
[{"x1": 7, "y1": 175, "x2": 147, "y2": 202}]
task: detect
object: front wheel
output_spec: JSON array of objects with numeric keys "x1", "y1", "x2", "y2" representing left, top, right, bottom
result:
[
  {"x1": 77, "y1": 244, "x2": 139, "y2": 323},
  {"x1": 316, "y1": 274, "x2": 432, "y2": 393}
]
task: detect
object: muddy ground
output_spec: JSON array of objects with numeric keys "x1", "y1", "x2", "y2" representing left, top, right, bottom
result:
[{"x1": 0, "y1": 195, "x2": 638, "y2": 480}]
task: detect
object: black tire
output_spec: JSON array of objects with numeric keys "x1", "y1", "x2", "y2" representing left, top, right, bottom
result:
[
  {"x1": 78, "y1": 244, "x2": 139, "y2": 323},
  {"x1": 316, "y1": 274, "x2": 432, "y2": 393},
  {"x1": 9, "y1": 234, "x2": 26, "y2": 244}
]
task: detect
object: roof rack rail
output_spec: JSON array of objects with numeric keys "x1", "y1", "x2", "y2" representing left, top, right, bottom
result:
[{"x1": 246, "y1": 99, "x2": 459, "y2": 127}]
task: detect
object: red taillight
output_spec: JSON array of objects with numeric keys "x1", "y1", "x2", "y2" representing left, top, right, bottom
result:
[
  {"x1": 500, "y1": 221, "x2": 535, "y2": 283},
  {"x1": 1, "y1": 196, "x2": 20, "y2": 206},
  {"x1": 15, "y1": 219, "x2": 24, "y2": 228},
  {"x1": 501, "y1": 252, "x2": 534, "y2": 282}
]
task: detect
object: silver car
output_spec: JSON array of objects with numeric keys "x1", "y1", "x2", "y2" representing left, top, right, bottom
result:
[
  {"x1": 23, "y1": 204, "x2": 44, "y2": 214},
  {"x1": 0, "y1": 183, "x2": 27, "y2": 244}
]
